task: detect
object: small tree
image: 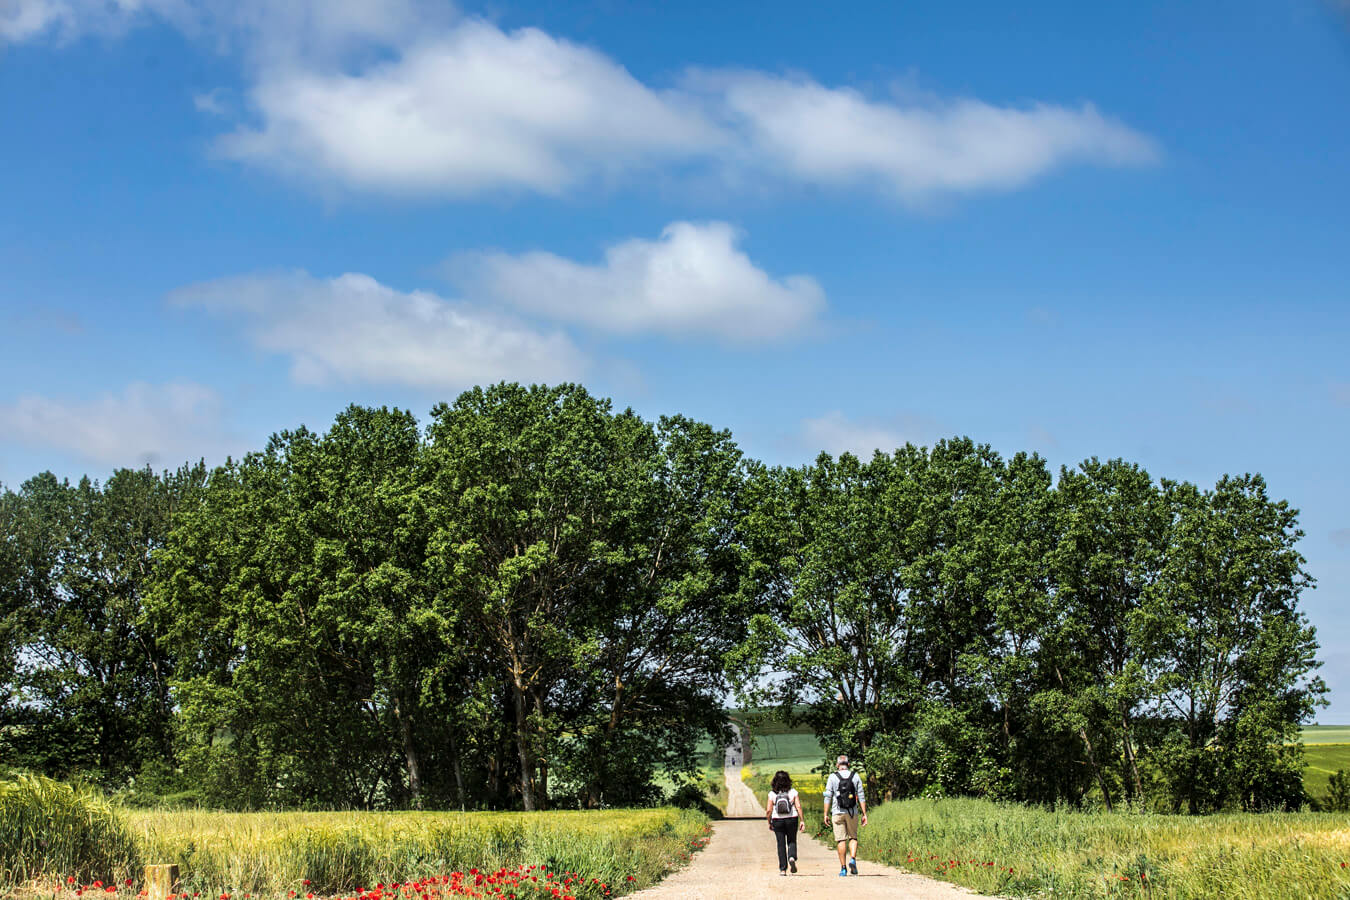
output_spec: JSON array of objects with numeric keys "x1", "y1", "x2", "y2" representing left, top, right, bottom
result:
[{"x1": 1326, "y1": 769, "x2": 1350, "y2": 812}]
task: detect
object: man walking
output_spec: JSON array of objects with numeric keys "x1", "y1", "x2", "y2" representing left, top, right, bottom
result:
[{"x1": 823, "y1": 754, "x2": 867, "y2": 876}]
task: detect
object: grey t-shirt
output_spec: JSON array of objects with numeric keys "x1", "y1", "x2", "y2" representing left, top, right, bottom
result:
[{"x1": 823, "y1": 769, "x2": 865, "y2": 816}]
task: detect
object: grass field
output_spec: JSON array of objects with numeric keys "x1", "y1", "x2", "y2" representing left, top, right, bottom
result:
[
  {"x1": 860, "y1": 797, "x2": 1350, "y2": 899},
  {"x1": 127, "y1": 808, "x2": 710, "y2": 896},
  {"x1": 1301, "y1": 726, "x2": 1350, "y2": 744},
  {"x1": 6, "y1": 802, "x2": 711, "y2": 899},
  {"x1": 1305, "y1": 742, "x2": 1350, "y2": 798}
]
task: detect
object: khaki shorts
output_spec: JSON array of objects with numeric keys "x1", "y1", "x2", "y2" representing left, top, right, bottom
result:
[{"x1": 831, "y1": 812, "x2": 859, "y2": 842}]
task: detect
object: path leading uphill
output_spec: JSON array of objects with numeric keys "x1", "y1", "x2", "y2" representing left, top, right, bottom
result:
[{"x1": 627, "y1": 724, "x2": 990, "y2": 899}]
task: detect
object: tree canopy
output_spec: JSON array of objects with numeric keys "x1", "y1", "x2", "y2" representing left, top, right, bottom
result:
[{"x1": 0, "y1": 383, "x2": 1327, "y2": 813}]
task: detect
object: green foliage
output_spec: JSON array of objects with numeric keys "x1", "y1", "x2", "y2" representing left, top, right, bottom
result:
[
  {"x1": 1325, "y1": 768, "x2": 1350, "y2": 812},
  {"x1": 854, "y1": 797, "x2": 1350, "y2": 899},
  {"x1": 1, "y1": 465, "x2": 207, "y2": 783},
  {"x1": 739, "y1": 448, "x2": 1326, "y2": 812},
  {"x1": 423, "y1": 385, "x2": 748, "y2": 810},
  {"x1": 138, "y1": 389, "x2": 746, "y2": 810},
  {"x1": 0, "y1": 772, "x2": 140, "y2": 886},
  {"x1": 1, "y1": 381, "x2": 1329, "y2": 816}
]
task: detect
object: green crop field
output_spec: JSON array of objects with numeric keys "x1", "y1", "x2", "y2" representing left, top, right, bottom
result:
[
  {"x1": 2, "y1": 774, "x2": 711, "y2": 899},
  {"x1": 1304, "y1": 742, "x2": 1350, "y2": 798}
]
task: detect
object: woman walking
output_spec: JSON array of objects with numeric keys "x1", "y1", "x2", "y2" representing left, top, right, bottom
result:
[{"x1": 765, "y1": 769, "x2": 805, "y2": 875}]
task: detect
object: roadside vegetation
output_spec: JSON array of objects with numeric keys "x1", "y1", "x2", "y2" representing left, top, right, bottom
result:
[
  {"x1": 860, "y1": 797, "x2": 1350, "y2": 899},
  {"x1": 2, "y1": 772, "x2": 710, "y2": 898}
]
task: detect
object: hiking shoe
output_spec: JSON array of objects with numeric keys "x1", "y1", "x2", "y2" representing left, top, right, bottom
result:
[
  {"x1": 779, "y1": 870, "x2": 787, "y2": 877},
  {"x1": 838, "y1": 868, "x2": 848, "y2": 877},
  {"x1": 848, "y1": 858, "x2": 858, "y2": 875},
  {"x1": 789, "y1": 857, "x2": 797, "y2": 874}
]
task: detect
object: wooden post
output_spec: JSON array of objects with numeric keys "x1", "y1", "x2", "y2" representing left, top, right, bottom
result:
[{"x1": 144, "y1": 865, "x2": 180, "y2": 900}]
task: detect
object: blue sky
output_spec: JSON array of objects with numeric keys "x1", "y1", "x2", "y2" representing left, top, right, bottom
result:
[{"x1": 2, "y1": 0, "x2": 1348, "y2": 720}]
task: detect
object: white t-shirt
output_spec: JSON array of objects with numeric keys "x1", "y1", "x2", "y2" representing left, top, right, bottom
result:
[{"x1": 768, "y1": 788, "x2": 800, "y2": 819}]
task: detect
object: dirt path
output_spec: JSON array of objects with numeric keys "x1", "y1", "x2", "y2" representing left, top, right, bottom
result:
[{"x1": 628, "y1": 726, "x2": 992, "y2": 899}]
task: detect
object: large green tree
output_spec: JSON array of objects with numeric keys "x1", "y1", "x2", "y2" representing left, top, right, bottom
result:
[
  {"x1": 1045, "y1": 458, "x2": 1167, "y2": 809},
  {"x1": 1146, "y1": 474, "x2": 1325, "y2": 812},
  {"x1": 425, "y1": 384, "x2": 747, "y2": 809},
  {"x1": 0, "y1": 465, "x2": 205, "y2": 781},
  {"x1": 151, "y1": 407, "x2": 474, "y2": 808},
  {"x1": 739, "y1": 448, "x2": 926, "y2": 765}
]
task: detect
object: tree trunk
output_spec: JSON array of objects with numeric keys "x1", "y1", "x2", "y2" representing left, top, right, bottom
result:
[
  {"x1": 1120, "y1": 711, "x2": 1143, "y2": 803},
  {"x1": 448, "y1": 726, "x2": 466, "y2": 811},
  {"x1": 511, "y1": 675, "x2": 538, "y2": 810},
  {"x1": 533, "y1": 690, "x2": 549, "y2": 810},
  {"x1": 1053, "y1": 665, "x2": 1112, "y2": 812},
  {"x1": 393, "y1": 693, "x2": 423, "y2": 809},
  {"x1": 1080, "y1": 727, "x2": 1114, "y2": 813}
]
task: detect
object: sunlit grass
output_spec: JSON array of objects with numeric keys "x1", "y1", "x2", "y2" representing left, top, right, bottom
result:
[
  {"x1": 122, "y1": 808, "x2": 707, "y2": 896},
  {"x1": 0, "y1": 774, "x2": 141, "y2": 886},
  {"x1": 864, "y1": 797, "x2": 1350, "y2": 899},
  {"x1": 2, "y1": 776, "x2": 709, "y2": 900}
]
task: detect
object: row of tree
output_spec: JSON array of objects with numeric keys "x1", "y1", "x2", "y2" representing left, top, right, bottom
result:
[
  {"x1": 0, "y1": 382, "x2": 1327, "y2": 813},
  {"x1": 742, "y1": 445, "x2": 1324, "y2": 813}
]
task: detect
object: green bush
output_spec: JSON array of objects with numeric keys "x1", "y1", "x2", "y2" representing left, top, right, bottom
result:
[
  {"x1": 1325, "y1": 768, "x2": 1350, "y2": 812},
  {"x1": 0, "y1": 772, "x2": 141, "y2": 887}
]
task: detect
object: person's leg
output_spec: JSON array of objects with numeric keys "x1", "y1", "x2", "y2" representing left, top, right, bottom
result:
[
  {"x1": 832, "y1": 814, "x2": 849, "y2": 872},
  {"x1": 785, "y1": 817, "x2": 798, "y2": 871},
  {"x1": 773, "y1": 821, "x2": 789, "y2": 871},
  {"x1": 848, "y1": 836, "x2": 859, "y2": 873}
]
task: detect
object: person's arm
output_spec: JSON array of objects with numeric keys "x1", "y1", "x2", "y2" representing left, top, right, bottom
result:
[
  {"x1": 856, "y1": 775, "x2": 868, "y2": 825},
  {"x1": 766, "y1": 792, "x2": 774, "y2": 826},
  {"x1": 794, "y1": 791, "x2": 805, "y2": 831},
  {"x1": 822, "y1": 775, "x2": 834, "y2": 822}
]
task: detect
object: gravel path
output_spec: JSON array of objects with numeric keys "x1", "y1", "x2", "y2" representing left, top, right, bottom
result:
[{"x1": 627, "y1": 726, "x2": 992, "y2": 899}]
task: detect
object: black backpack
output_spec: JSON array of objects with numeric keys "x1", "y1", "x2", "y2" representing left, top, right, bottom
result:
[
  {"x1": 774, "y1": 790, "x2": 794, "y2": 817},
  {"x1": 835, "y1": 771, "x2": 858, "y2": 812}
]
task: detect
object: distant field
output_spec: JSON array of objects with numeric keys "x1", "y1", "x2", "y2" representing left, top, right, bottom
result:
[
  {"x1": 1301, "y1": 725, "x2": 1350, "y2": 744},
  {"x1": 1304, "y1": 742, "x2": 1350, "y2": 798},
  {"x1": 732, "y1": 717, "x2": 1350, "y2": 803},
  {"x1": 747, "y1": 732, "x2": 825, "y2": 772}
]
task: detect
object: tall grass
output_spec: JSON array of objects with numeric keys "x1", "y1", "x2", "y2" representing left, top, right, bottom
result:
[
  {"x1": 0, "y1": 774, "x2": 141, "y2": 886},
  {"x1": 127, "y1": 808, "x2": 706, "y2": 896},
  {"x1": 861, "y1": 797, "x2": 1350, "y2": 899},
  {"x1": 1, "y1": 772, "x2": 708, "y2": 898}
]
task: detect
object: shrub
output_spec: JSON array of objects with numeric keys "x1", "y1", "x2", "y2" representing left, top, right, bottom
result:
[
  {"x1": 1326, "y1": 769, "x2": 1350, "y2": 813},
  {"x1": 0, "y1": 772, "x2": 140, "y2": 887}
]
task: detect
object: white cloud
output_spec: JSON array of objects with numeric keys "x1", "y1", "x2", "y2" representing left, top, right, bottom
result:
[
  {"x1": 448, "y1": 221, "x2": 824, "y2": 342},
  {"x1": 5, "y1": 4, "x2": 1159, "y2": 201},
  {"x1": 0, "y1": 0, "x2": 162, "y2": 42},
  {"x1": 689, "y1": 71, "x2": 1159, "y2": 198},
  {"x1": 2, "y1": 0, "x2": 433, "y2": 56},
  {"x1": 192, "y1": 88, "x2": 228, "y2": 116},
  {"x1": 800, "y1": 411, "x2": 912, "y2": 459},
  {"x1": 0, "y1": 381, "x2": 230, "y2": 467},
  {"x1": 217, "y1": 20, "x2": 721, "y2": 195},
  {"x1": 221, "y1": 35, "x2": 1155, "y2": 199},
  {"x1": 168, "y1": 269, "x2": 585, "y2": 389}
]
